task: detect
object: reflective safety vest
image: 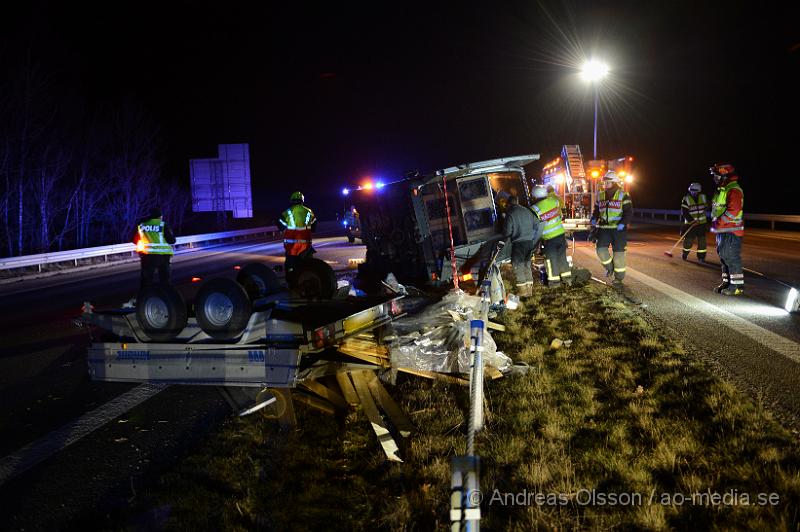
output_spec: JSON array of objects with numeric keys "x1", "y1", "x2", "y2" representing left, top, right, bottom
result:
[
  {"x1": 682, "y1": 193, "x2": 708, "y2": 224},
  {"x1": 597, "y1": 188, "x2": 631, "y2": 228},
  {"x1": 711, "y1": 181, "x2": 744, "y2": 234},
  {"x1": 136, "y1": 218, "x2": 173, "y2": 255},
  {"x1": 531, "y1": 196, "x2": 565, "y2": 240},
  {"x1": 279, "y1": 204, "x2": 316, "y2": 256}
]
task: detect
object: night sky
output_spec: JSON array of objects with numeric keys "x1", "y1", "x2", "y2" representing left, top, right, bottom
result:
[{"x1": 3, "y1": 0, "x2": 799, "y2": 220}]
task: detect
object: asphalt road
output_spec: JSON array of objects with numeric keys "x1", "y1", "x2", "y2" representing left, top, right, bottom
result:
[
  {"x1": 571, "y1": 224, "x2": 800, "y2": 424},
  {"x1": 0, "y1": 234, "x2": 367, "y2": 530}
]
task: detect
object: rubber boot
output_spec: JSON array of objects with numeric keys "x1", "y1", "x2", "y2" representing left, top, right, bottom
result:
[
  {"x1": 714, "y1": 282, "x2": 730, "y2": 294},
  {"x1": 720, "y1": 285, "x2": 744, "y2": 296},
  {"x1": 682, "y1": 251, "x2": 689, "y2": 261}
]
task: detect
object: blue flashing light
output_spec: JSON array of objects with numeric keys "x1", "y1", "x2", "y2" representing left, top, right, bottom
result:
[
  {"x1": 342, "y1": 187, "x2": 350, "y2": 196},
  {"x1": 342, "y1": 220, "x2": 348, "y2": 227},
  {"x1": 375, "y1": 181, "x2": 385, "y2": 189}
]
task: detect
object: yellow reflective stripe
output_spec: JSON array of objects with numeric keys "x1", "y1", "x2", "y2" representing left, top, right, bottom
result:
[
  {"x1": 614, "y1": 267, "x2": 626, "y2": 272},
  {"x1": 600, "y1": 257, "x2": 613, "y2": 265}
]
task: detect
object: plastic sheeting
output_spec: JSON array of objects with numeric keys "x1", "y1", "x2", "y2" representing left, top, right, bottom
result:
[{"x1": 389, "y1": 290, "x2": 512, "y2": 374}]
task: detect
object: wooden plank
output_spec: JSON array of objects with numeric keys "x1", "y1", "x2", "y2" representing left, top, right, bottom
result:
[
  {"x1": 485, "y1": 366, "x2": 504, "y2": 380},
  {"x1": 299, "y1": 379, "x2": 348, "y2": 410},
  {"x1": 487, "y1": 321, "x2": 506, "y2": 332},
  {"x1": 397, "y1": 367, "x2": 470, "y2": 386},
  {"x1": 365, "y1": 373, "x2": 413, "y2": 438},
  {"x1": 292, "y1": 391, "x2": 337, "y2": 415},
  {"x1": 338, "y1": 341, "x2": 391, "y2": 367},
  {"x1": 350, "y1": 370, "x2": 402, "y2": 462},
  {"x1": 335, "y1": 372, "x2": 360, "y2": 407}
]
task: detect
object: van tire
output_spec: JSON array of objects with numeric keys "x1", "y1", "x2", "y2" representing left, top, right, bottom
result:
[
  {"x1": 196, "y1": 278, "x2": 252, "y2": 340},
  {"x1": 136, "y1": 285, "x2": 188, "y2": 342},
  {"x1": 237, "y1": 262, "x2": 282, "y2": 299},
  {"x1": 292, "y1": 258, "x2": 337, "y2": 299}
]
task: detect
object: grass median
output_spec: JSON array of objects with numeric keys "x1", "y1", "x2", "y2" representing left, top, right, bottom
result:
[{"x1": 121, "y1": 283, "x2": 800, "y2": 530}]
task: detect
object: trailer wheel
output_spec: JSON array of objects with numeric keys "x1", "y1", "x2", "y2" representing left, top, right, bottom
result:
[
  {"x1": 292, "y1": 258, "x2": 337, "y2": 299},
  {"x1": 196, "y1": 278, "x2": 252, "y2": 340},
  {"x1": 237, "y1": 262, "x2": 282, "y2": 299},
  {"x1": 136, "y1": 285, "x2": 188, "y2": 342}
]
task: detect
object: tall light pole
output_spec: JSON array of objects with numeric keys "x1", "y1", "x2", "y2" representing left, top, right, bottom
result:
[{"x1": 580, "y1": 59, "x2": 609, "y2": 160}]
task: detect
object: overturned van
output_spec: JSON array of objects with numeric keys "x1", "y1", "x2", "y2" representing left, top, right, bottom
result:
[{"x1": 351, "y1": 155, "x2": 539, "y2": 287}]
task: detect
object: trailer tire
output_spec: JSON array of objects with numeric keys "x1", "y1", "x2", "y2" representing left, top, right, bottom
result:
[
  {"x1": 196, "y1": 278, "x2": 252, "y2": 340},
  {"x1": 237, "y1": 262, "x2": 282, "y2": 299},
  {"x1": 292, "y1": 258, "x2": 337, "y2": 299},
  {"x1": 136, "y1": 285, "x2": 188, "y2": 342}
]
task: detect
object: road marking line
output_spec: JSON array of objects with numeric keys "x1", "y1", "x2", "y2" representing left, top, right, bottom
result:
[
  {"x1": 573, "y1": 246, "x2": 800, "y2": 363},
  {"x1": 0, "y1": 383, "x2": 168, "y2": 485},
  {"x1": 623, "y1": 268, "x2": 800, "y2": 364}
]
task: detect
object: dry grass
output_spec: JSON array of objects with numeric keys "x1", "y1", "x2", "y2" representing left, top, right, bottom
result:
[{"x1": 121, "y1": 283, "x2": 800, "y2": 531}]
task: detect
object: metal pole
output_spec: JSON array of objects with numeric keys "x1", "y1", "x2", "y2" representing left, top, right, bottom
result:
[{"x1": 593, "y1": 84, "x2": 599, "y2": 160}]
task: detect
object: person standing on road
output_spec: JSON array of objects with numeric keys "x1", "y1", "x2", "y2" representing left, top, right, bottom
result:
[
  {"x1": 531, "y1": 185, "x2": 572, "y2": 287},
  {"x1": 132, "y1": 207, "x2": 176, "y2": 289},
  {"x1": 278, "y1": 191, "x2": 317, "y2": 281},
  {"x1": 591, "y1": 171, "x2": 633, "y2": 288},
  {"x1": 680, "y1": 182, "x2": 709, "y2": 262},
  {"x1": 710, "y1": 163, "x2": 745, "y2": 295},
  {"x1": 502, "y1": 194, "x2": 541, "y2": 297}
]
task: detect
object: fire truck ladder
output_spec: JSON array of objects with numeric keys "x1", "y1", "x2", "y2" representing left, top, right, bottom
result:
[{"x1": 561, "y1": 145, "x2": 586, "y2": 181}]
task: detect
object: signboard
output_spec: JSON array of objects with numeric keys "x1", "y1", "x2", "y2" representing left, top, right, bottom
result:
[{"x1": 190, "y1": 143, "x2": 253, "y2": 218}]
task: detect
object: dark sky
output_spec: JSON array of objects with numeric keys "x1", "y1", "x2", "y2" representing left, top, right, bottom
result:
[{"x1": 3, "y1": 0, "x2": 799, "y2": 218}]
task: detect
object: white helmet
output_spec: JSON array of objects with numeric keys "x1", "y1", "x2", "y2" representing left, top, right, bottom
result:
[
  {"x1": 602, "y1": 171, "x2": 621, "y2": 184},
  {"x1": 688, "y1": 182, "x2": 702, "y2": 193},
  {"x1": 531, "y1": 185, "x2": 548, "y2": 200}
]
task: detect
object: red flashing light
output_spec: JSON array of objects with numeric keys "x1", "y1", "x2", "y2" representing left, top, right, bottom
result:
[
  {"x1": 233, "y1": 265, "x2": 241, "y2": 270},
  {"x1": 191, "y1": 277, "x2": 202, "y2": 283}
]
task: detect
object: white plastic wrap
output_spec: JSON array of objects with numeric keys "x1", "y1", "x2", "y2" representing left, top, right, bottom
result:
[{"x1": 389, "y1": 291, "x2": 512, "y2": 374}]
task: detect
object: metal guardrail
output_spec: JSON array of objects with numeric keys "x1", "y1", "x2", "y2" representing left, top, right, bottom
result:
[
  {"x1": 0, "y1": 226, "x2": 279, "y2": 273},
  {"x1": 633, "y1": 209, "x2": 800, "y2": 230}
]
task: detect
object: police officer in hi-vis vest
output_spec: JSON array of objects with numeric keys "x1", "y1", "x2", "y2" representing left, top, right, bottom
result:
[
  {"x1": 132, "y1": 207, "x2": 176, "y2": 289},
  {"x1": 591, "y1": 171, "x2": 633, "y2": 288}
]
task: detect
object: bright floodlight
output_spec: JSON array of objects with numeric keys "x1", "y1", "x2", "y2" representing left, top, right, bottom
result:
[
  {"x1": 341, "y1": 187, "x2": 350, "y2": 196},
  {"x1": 581, "y1": 60, "x2": 609, "y2": 82},
  {"x1": 786, "y1": 287, "x2": 799, "y2": 313}
]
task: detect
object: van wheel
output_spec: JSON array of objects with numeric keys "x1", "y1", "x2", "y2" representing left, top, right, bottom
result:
[
  {"x1": 292, "y1": 258, "x2": 337, "y2": 299},
  {"x1": 136, "y1": 285, "x2": 188, "y2": 341},
  {"x1": 237, "y1": 262, "x2": 282, "y2": 299},
  {"x1": 195, "y1": 278, "x2": 252, "y2": 340}
]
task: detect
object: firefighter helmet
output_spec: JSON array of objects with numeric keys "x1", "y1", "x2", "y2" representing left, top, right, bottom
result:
[
  {"x1": 602, "y1": 171, "x2": 622, "y2": 184},
  {"x1": 531, "y1": 186, "x2": 548, "y2": 200},
  {"x1": 290, "y1": 191, "x2": 305, "y2": 203},
  {"x1": 688, "y1": 182, "x2": 702, "y2": 193},
  {"x1": 710, "y1": 163, "x2": 735, "y2": 185}
]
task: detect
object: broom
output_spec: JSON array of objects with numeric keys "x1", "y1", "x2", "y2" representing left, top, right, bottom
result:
[{"x1": 664, "y1": 222, "x2": 698, "y2": 257}]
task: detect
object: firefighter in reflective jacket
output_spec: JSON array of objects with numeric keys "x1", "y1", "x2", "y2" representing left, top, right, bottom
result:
[
  {"x1": 591, "y1": 171, "x2": 633, "y2": 287},
  {"x1": 680, "y1": 182, "x2": 709, "y2": 262},
  {"x1": 278, "y1": 191, "x2": 317, "y2": 280},
  {"x1": 132, "y1": 207, "x2": 176, "y2": 289},
  {"x1": 531, "y1": 185, "x2": 571, "y2": 287},
  {"x1": 710, "y1": 163, "x2": 745, "y2": 295}
]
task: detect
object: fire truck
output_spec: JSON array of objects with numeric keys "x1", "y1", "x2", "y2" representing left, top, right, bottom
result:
[{"x1": 540, "y1": 145, "x2": 635, "y2": 223}]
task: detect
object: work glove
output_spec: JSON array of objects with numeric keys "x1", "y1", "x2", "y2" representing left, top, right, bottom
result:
[
  {"x1": 616, "y1": 224, "x2": 625, "y2": 232},
  {"x1": 590, "y1": 219, "x2": 597, "y2": 227}
]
